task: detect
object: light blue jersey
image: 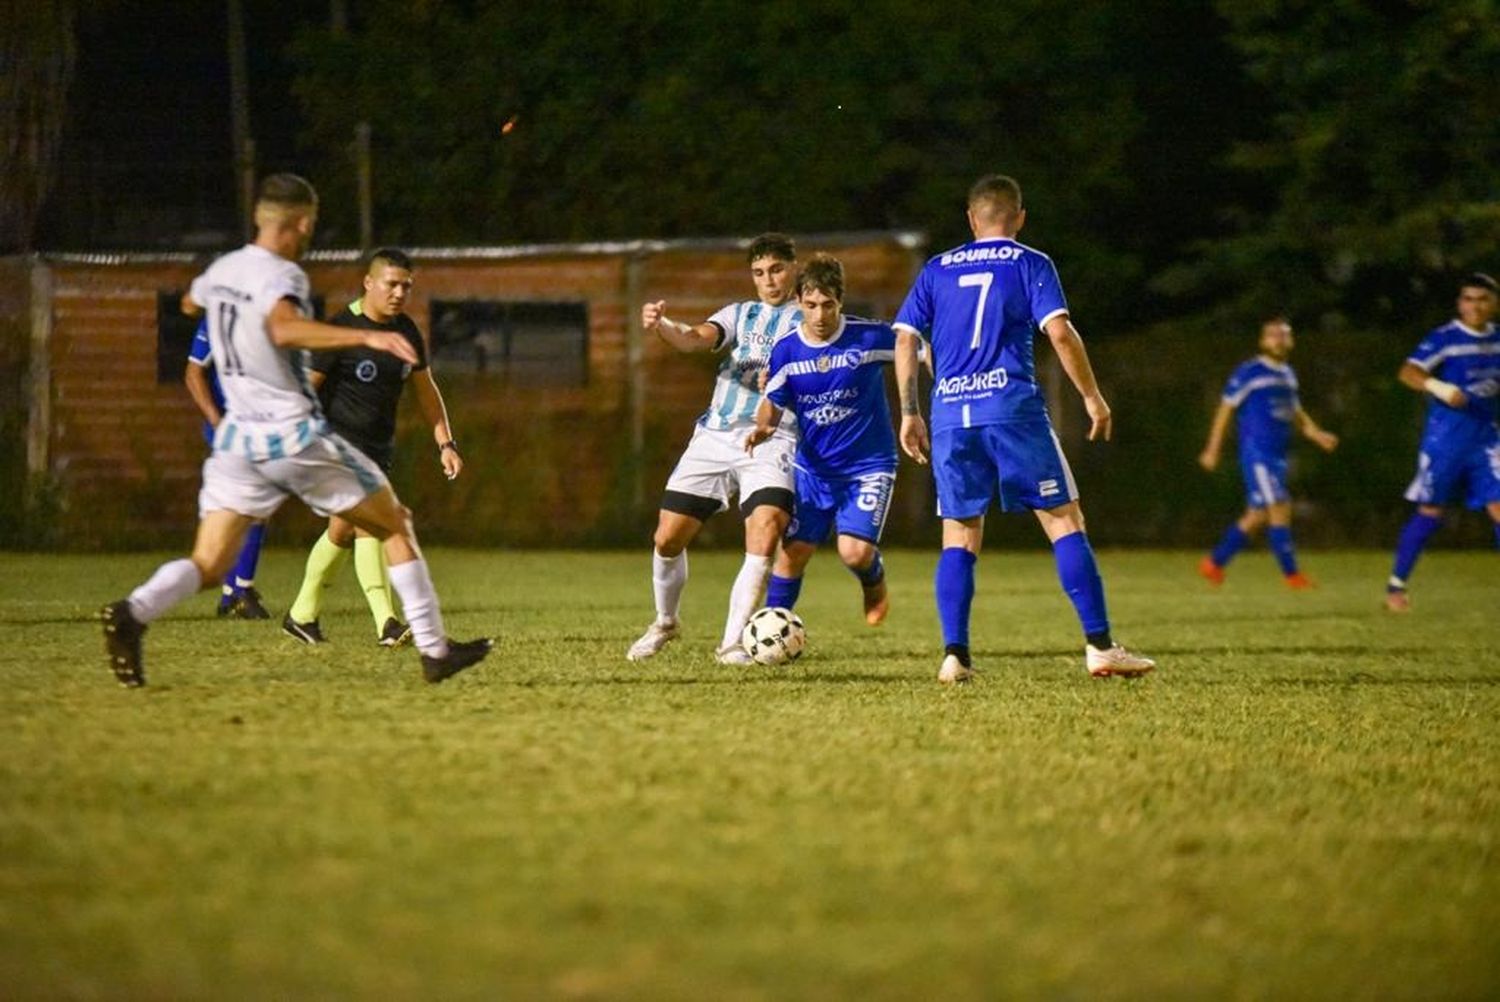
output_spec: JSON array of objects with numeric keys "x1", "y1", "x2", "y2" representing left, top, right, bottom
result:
[
  {"x1": 1222, "y1": 357, "x2": 1299, "y2": 460},
  {"x1": 700, "y1": 299, "x2": 803, "y2": 431},
  {"x1": 764, "y1": 317, "x2": 898, "y2": 478},
  {"x1": 893, "y1": 237, "x2": 1068, "y2": 432}
]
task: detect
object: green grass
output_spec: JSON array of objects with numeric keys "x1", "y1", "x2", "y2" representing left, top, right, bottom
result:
[{"x1": 1, "y1": 548, "x2": 1497, "y2": 1000}]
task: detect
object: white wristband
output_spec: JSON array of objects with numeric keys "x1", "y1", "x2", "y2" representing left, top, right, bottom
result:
[{"x1": 1423, "y1": 377, "x2": 1463, "y2": 406}]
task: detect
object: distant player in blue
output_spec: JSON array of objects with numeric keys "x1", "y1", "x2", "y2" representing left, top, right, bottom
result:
[
  {"x1": 745, "y1": 254, "x2": 896, "y2": 625},
  {"x1": 1384, "y1": 272, "x2": 1500, "y2": 612},
  {"x1": 183, "y1": 318, "x2": 269, "y2": 618},
  {"x1": 1196, "y1": 316, "x2": 1339, "y2": 588},
  {"x1": 892, "y1": 174, "x2": 1154, "y2": 683}
]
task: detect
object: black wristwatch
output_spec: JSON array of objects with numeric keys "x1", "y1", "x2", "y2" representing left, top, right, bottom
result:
[{"x1": 439, "y1": 440, "x2": 460, "y2": 454}]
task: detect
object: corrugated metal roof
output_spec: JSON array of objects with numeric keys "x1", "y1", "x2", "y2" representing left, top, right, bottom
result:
[{"x1": 29, "y1": 230, "x2": 927, "y2": 267}]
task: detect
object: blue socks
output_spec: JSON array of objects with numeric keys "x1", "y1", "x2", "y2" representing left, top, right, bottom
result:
[
  {"x1": 1053, "y1": 531, "x2": 1112, "y2": 648},
  {"x1": 1210, "y1": 524, "x2": 1248, "y2": 568},
  {"x1": 1390, "y1": 512, "x2": 1443, "y2": 590},
  {"x1": 935, "y1": 547, "x2": 977, "y2": 658},
  {"x1": 1267, "y1": 525, "x2": 1298, "y2": 576},
  {"x1": 222, "y1": 522, "x2": 266, "y2": 598},
  {"x1": 766, "y1": 574, "x2": 802, "y2": 610},
  {"x1": 851, "y1": 552, "x2": 884, "y2": 587}
]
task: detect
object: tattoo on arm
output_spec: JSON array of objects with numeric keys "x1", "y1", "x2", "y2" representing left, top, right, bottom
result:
[{"x1": 900, "y1": 372, "x2": 920, "y2": 415}]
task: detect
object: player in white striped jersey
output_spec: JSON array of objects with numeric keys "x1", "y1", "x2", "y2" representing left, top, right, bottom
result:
[
  {"x1": 627, "y1": 234, "x2": 802, "y2": 666},
  {"x1": 100, "y1": 173, "x2": 491, "y2": 687}
]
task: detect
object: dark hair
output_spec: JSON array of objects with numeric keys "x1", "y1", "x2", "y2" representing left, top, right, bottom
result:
[
  {"x1": 747, "y1": 232, "x2": 796, "y2": 264},
  {"x1": 366, "y1": 246, "x2": 413, "y2": 273},
  {"x1": 967, "y1": 174, "x2": 1023, "y2": 215},
  {"x1": 1260, "y1": 313, "x2": 1291, "y2": 329},
  {"x1": 796, "y1": 253, "x2": 844, "y2": 302},
  {"x1": 1460, "y1": 272, "x2": 1498, "y2": 294},
  {"x1": 256, "y1": 172, "x2": 318, "y2": 208}
]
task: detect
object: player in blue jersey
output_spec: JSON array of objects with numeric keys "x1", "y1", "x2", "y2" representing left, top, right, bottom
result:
[
  {"x1": 745, "y1": 254, "x2": 896, "y2": 625},
  {"x1": 892, "y1": 175, "x2": 1154, "y2": 683},
  {"x1": 184, "y1": 318, "x2": 271, "y2": 618},
  {"x1": 626, "y1": 234, "x2": 802, "y2": 666},
  {"x1": 1196, "y1": 316, "x2": 1340, "y2": 588},
  {"x1": 1384, "y1": 272, "x2": 1500, "y2": 612}
]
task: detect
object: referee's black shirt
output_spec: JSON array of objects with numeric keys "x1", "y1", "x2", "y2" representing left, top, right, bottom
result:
[{"x1": 313, "y1": 301, "x2": 428, "y2": 470}]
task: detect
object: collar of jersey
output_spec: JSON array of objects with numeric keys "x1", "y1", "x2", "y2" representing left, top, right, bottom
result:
[
  {"x1": 1255, "y1": 355, "x2": 1292, "y2": 371},
  {"x1": 797, "y1": 316, "x2": 848, "y2": 348},
  {"x1": 972, "y1": 236, "x2": 1018, "y2": 244},
  {"x1": 1454, "y1": 319, "x2": 1495, "y2": 337}
]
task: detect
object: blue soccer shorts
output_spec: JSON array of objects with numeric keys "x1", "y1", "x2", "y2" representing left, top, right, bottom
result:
[
  {"x1": 785, "y1": 467, "x2": 896, "y2": 545},
  {"x1": 931, "y1": 419, "x2": 1078, "y2": 518},
  {"x1": 1404, "y1": 439, "x2": 1500, "y2": 509},
  {"x1": 1241, "y1": 454, "x2": 1291, "y2": 509}
]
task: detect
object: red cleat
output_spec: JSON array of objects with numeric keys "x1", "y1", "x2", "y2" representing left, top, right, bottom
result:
[
  {"x1": 1197, "y1": 556, "x2": 1225, "y2": 586},
  {"x1": 1284, "y1": 572, "x2": 1316, "y2": 590}
]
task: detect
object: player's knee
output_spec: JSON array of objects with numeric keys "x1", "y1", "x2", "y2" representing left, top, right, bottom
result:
[
  {"x1": 1241, "y1": 509, "x2": 1268, "y2": 531},
  {"x1": 837, "y1": 537, "x2": 875, "y2": 569}
]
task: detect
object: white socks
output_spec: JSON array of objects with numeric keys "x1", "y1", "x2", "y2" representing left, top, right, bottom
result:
[
  {"x1": 721, "y1": 553, "x2": 771, "y2": 650},
  {"x1": 387, "y1": 558, "x2": 449, "y2": 658},
  {"x1": 653, "y1": 549, "x2": 688, "y2": 625},
  {"x1": 127, "y1": 559, "x2": 203, "y2": 623}
]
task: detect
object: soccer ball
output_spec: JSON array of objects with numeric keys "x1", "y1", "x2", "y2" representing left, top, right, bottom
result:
[{"x1": 741, "y1": 607, "x2": 807, "y2": 666}]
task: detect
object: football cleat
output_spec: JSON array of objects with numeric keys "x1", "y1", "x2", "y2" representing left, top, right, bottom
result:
[
  {"x1": 421, "y1": 637, "x2": 493, "y2": 683},
  {"x1": 1284, "y1": 572, "x2": 1316, "y2": 590},
  {"x1": 1383, "y1": 589, "x2": 1412, "y2": 614},
  {"x1": 224, "y1": 587, "x2": 271, "y2": 620},
  {"x1": 100, "y1": 600, "x2": 147, "y2": 688},
  {"x1": 862, "y1": 578, "x2": 890, "y2": 626},
  {"x1": 1197, "y1": 556, "x2": 1225, "y2": 586},
  {"x1": 715, "y1": 644, "x2": 755, "y2": 667},
  {"x1": 378, "y1": 618, "x2": 412, "y2": 648},
  {"x1": 281, "y1": 614, "x2": 326, "y2": 645},
  {"x1": 626, "y1": 620, "x2": 680, "y2": 661},
  {"x1": 937, "y1": 654, "x2": 974, "y2": 685},
  {"x1": 1086, "y1": 644, "x2": 1156, "y2": 678}
]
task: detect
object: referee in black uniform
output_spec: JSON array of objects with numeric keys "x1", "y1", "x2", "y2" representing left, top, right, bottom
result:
[{"x1": 283, "y1": 247, "x2": 464, "y2": 646}]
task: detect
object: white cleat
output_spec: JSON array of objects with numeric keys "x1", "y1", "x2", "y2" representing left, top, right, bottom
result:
[
  {"x1": 937, "y1": 654, "x2": 974, "y2": 685},
  {"x1": 715, "y1": 644, "x2": 755, "y2": 667},
  {"x1": 1086, "y1": 643, "x2": 1156, "y2": 678},
  {"x1": 626, "y1": 620, "x2": 681, "y2": 661}
]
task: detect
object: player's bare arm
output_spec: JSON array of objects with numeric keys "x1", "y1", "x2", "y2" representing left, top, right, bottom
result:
[
  {"x1": 183, "y1": 361, "x2": 222, "y2": 427},
  {"x1": 413, "y1": 370, "x2": 463, "y2": 480},
  {"x1": 1042, "y1": 314, "x2": 1112, "y2": 442},
  {"x1": 1399, "y1": 360, "x2": 1467, "y2": 408},
  {"x1": 180, "y1": 294, "x2": 204, "y2": 319},
  {"x1": 894, "y1": 329, "x2": 929, "y2": 464},
  {"x1": 1294, "y1": 406, "x2": 1340, "y2": 452},
  {"x1": 642, "y1": 300, "x2": 718, "y2": 353},
  {"x1": 1199, "y1": 401, "x2": 1233, "y2": 470},
  {"x1": 266, "y1": 299, "x2": 419, "y2": 364},
  {"x1": 744, "y1": 397, "x2": 783, "y2": 453}
]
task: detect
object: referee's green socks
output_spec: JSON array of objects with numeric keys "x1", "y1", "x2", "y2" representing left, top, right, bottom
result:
[
  {"x1": 354, "y1": 536, "x2": 397, "y2": 633},
  {"x1": 288, "y1": 531, "x2": 350, "y2": 624}
]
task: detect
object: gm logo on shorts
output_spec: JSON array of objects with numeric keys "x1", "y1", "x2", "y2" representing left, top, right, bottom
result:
[{"x1": 356, "y1": 360, "x2": 378, "y2": 383}]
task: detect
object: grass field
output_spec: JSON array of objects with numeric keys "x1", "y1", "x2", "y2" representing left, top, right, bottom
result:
[{"x1": 1, "y1": 547, "x2": 1497, "y2": 1000}]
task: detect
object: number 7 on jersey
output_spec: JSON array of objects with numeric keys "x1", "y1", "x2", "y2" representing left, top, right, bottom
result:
[{"x1": 957, "y1": 272, "x2": 992, "y2": 350}]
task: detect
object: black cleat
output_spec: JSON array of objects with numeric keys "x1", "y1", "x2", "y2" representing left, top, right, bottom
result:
[
  {"x1": 378, "y1": 617, "x2": 412, "y2": 649},
  {"x1": 100, "y1": 600, "x2": 147, "y2": 687},
  {"x1": 281, "y1": 613, "x2": 325, "y2": 645},
  {"x1": 224, "y1": 587, "x2": 271, "y2": 620},
  {"x1": 421, "y1": 637, "x2": 493, "y2": 684}
]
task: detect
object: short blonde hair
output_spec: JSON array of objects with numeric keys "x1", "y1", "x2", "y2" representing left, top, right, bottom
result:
[
  {"x1": 254, "y1": 173, "x2": 318, "y2": 225},
  {"x1": 968, "y1": 174, "x2": 1023, "y2": 219}
]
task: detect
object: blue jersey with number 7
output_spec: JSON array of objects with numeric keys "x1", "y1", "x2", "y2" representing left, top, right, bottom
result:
[{"x1": 893, "y1": 237, "x2": 1069, "y2": 432}]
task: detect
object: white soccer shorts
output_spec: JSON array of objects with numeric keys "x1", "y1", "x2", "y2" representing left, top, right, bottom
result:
[
  {"x1": 198, "y1": 433, "x2": 390, "y2": 520},
  {"x1": 663, "y1": 424, "x2": 795, "y2": 514}
]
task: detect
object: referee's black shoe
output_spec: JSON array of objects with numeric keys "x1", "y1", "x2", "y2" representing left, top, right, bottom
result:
[
  {"x1": 100, "y1": 600, "x2": 146, "y2": 687},
  {"x1": 378, "y1": 618, "x2": 412, "y2": 648},
  {"x1": 421, "y1": 637, "x2": 493, "y2": 683},
  {"x1": 282, "y1": 614, "x2": 325, "y2": 645}
]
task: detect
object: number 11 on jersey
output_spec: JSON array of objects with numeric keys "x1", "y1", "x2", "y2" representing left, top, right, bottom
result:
[{"x1": 957, "y1": 272, "x2": 993, "y2": 350}]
